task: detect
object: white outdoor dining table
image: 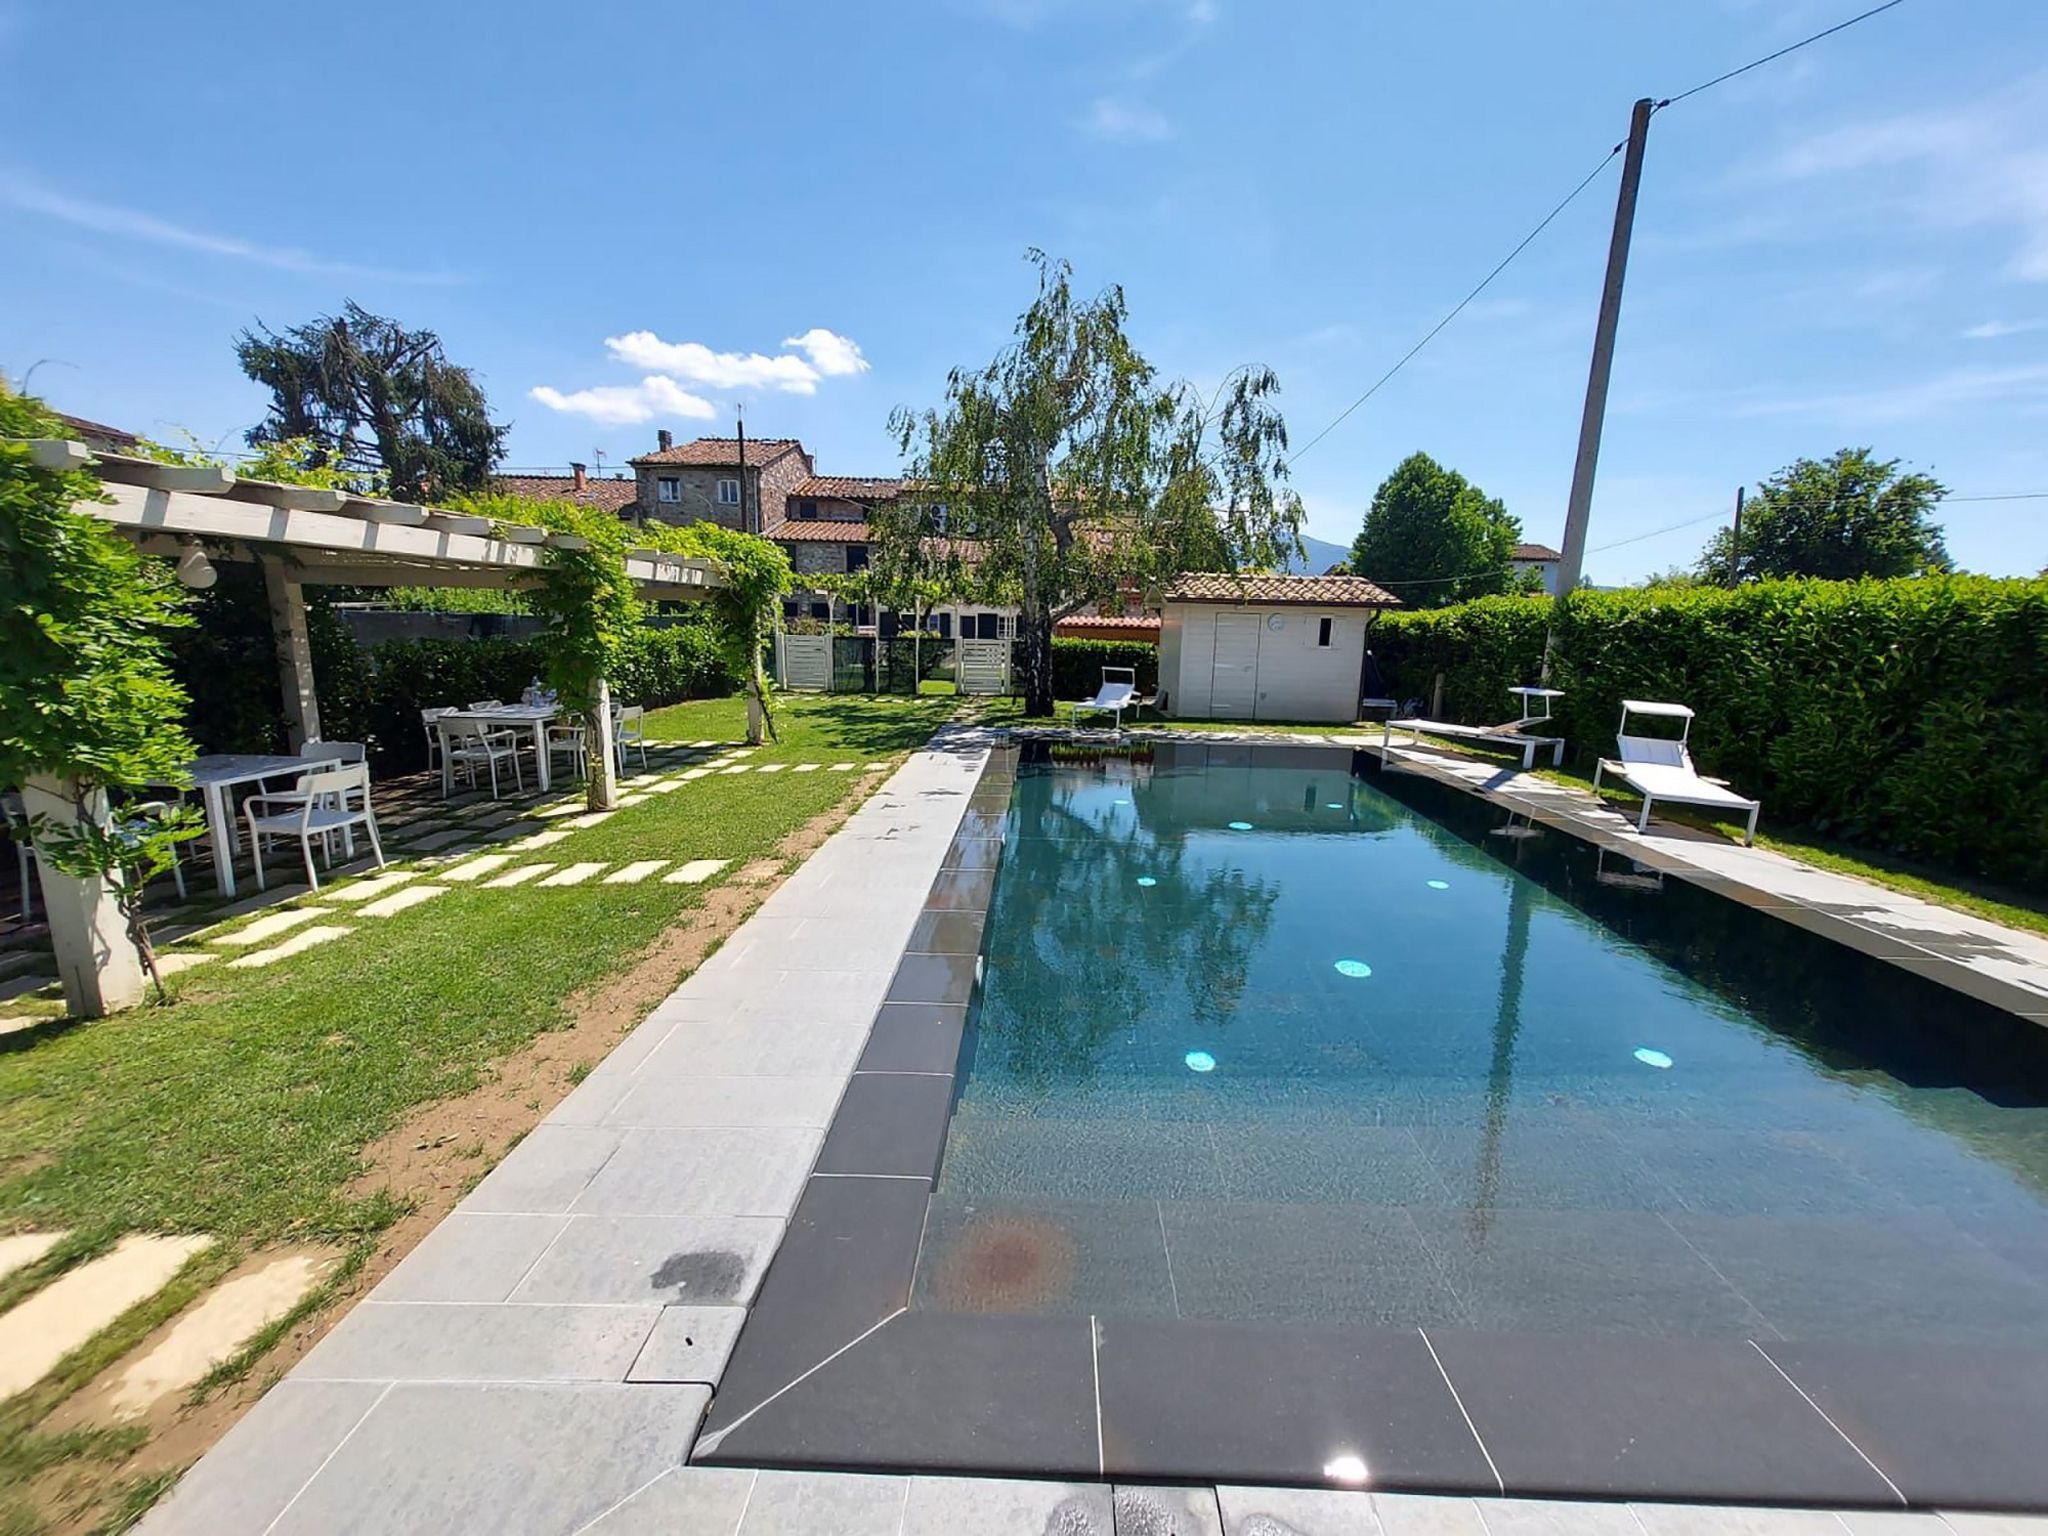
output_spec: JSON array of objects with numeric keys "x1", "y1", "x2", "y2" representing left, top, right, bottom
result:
[
  {"x1": 443, "y1": 704, "x2": 560, "y2": 796},
  {"x1": 150, "y1": 749, "x2": 353, "y2": 899}
]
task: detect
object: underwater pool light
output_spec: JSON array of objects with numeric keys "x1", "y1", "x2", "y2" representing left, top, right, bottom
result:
[
  {"x1": 1136, "y1": 876, "x2": 1158, "y2": 888},
  {"x1": 1322, "y1": 1454, "x2": 1370, "y2": 1485},
  {"x1": 1334, "y1": 959, "x2": 1373, "y2": 978},
  {"x1": 1326, "y1": 802, "x2": 1344, "y2": 810},
  {"x1": 1426, "y1": 879, "x2": 1450, "y2": 890},
  {"x1": 1184, "y1": 1050, "x2": 1216, "y2": 1073},
  {"x1": 1634, "y1": 1047, "x2": 1674, "y2": 1069},
  {"x1": 1228, "y1": 820, "x2": 1254, "y2": 831}
]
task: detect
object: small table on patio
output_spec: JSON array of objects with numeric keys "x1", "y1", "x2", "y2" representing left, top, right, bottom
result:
[
  {"x1": 442, "y1": 704, "x2": 562, "y2": 797},
  {"x1": 152, "y1": 749, "x2": 354, "y2": 899}
]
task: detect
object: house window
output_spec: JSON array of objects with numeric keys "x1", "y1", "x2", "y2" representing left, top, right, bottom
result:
[
  {"x1": 1316, "y1": 616, "x2": 1334, "y2": 648},
  {"x1": 717, "y1": 478, "x2": 741, "y2": 506},
  {"x1": 782, "y1": 599, "x2": 800, "y2": 619},
  {"x1": 930, "y1": 502, "x2": 949, "y2": 533},
  {"x1": 796, "y1": 500, "x2": 818, "y2": 521},
  {"x1": 810, "y1": 601, "x2": 829, "y2": 622},
  {"x1": 845, "y1": 545, "x2": 869, "y2": 572},
  {"x1": 997, "y1": 613, "x2": 1017, "y2": 641},
  {"x1": 657, "y1": 476, "x2": 680, "y2": 503}
]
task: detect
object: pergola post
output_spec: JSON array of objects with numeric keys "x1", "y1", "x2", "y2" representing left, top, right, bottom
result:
[
  {"x1": 587, "y1": 678, "x2": 619, "y2": 812},
  {"x1": 21, "y1": 777, "x2": 145, "y2": 1018},
  {"x1": 262, "y1": 558, "x2": 321, "y2": 749}
]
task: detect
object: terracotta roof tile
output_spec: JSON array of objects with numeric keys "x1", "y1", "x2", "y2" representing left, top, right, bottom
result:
[
  {"x1": 1514, "y1": 542, "x2": 1562, "y2": 561},
  {"x1": 791, "y1": 475, "x2": 904, "y2": 502},
  {"x1": 630, "y1": 436, "x2": 805, "y2": 468},
  {"x1": 769, "y1": 519, "x2": 873, "y2": 543},
  {"x1": 1165, "y1": 572, "x2": 1399, "y2": 607},
  {"x1": 495, "y1": 474, "x2": 640, "y2": 513}
]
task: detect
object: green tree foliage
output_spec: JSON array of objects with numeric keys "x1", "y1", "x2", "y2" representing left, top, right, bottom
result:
[
  {"x1": 0, "y1": 383, "x2": 195, "y2": 791},
  {"x1": 237, "y1": 302, "x2": 507, "y2": 499},
  {"x1": 1370, "y1": 577, "x2": 2048, "y2": 886},
  {"x1": 1698, "y1": 448, "x2": 1950, "y2": 583},
  {"x1": 879, "y1": 251, "x2": 1302, "y2": 715},
  {"x1": 1347, "y1": 451, "x2": 1521, "y2": 608}
]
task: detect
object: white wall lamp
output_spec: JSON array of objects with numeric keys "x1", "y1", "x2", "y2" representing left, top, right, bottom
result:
[{"x1": 173, "y1": 540, "x2": 217, "y2": 590}]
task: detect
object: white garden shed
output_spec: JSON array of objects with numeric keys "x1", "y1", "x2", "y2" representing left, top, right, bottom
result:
[{"x1": 1158, "y1": 572, "x2": 1398, "y2": 724}]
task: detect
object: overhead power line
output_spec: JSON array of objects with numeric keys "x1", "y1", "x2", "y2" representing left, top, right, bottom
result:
[
  {"x1": 1288, "y1": 145, "x2": 1624, "y2": 466},
  {"x1": 1657, "y1": 0, "x2": 1911, "y2": 110}
]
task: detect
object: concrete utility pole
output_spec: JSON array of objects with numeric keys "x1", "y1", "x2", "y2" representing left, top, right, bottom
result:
[
  {"x1": 1552, "y1": 97, "x2": 1656, "y2": 604},
  {"x1": 1729, "y1": 485, "x2": 1745, "y2": 585}
]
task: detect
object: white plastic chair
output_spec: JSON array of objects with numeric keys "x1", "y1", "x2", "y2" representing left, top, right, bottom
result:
[
  {"x1": 1593, "y1": 700, "x2": 1762, "y2": 845},
  {"x1": 1072, "y1": 668, "x2": 1138, "y2": 728},
  {"x1": 467, "y1": 699, "x2": 504, "y2": 712},
  {"x1": 421, "y1": 707, "x2": 458, "y2": 773},
  {"x1": 547, "y1": 724, "x2": 589, "y2": 781},
  {"x1": 121, "y1": 799, "x2": 189, "y2": 902},
  {"x1": 613, "y1": 704, "x2": 649, "y2": 773},
  {"x1": 242, "y1": 763, "x2": 385, "y2": 892},
  {"x1": 438, "y1": 716, "x2": 524, "y2": 799}
]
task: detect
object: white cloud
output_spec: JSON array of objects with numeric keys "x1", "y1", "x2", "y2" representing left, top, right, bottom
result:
[
  {"x1": 1763, "y1": 80, "x2": 2048, "y2": 282},
  {"x1": 1964, "y1": 319, "x2": 2046, "y2": 340},
  {"x1": 783, "y1": 327, "x2": 870, "y2": 377},
  {"x1": 1733, "y1": 363, "x2": 2048, "y2": 423},
  {"x1": 0, "y1": 172, "x2": 462, "y2": 284},
  {"x1": 1081, "y1": 96, "x2": 1174, "y2": 143},
  {"x1": 528, "y1": 377, "x2": 716, "y2": 427},
  {"x1": 603, "y1": 332, "x2": 826, "y2": 394}
]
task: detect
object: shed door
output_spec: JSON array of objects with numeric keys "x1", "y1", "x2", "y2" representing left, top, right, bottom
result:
[{"x1": 1209, "y1": 612, "x2": 1261, "y2": 718}]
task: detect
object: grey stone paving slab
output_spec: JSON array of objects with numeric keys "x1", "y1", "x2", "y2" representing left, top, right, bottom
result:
[
  {"x1": 737, "y1": 1470, "x2": 908, "y2": 1534},
  {"x1": 571, "y1": 1128, "x2": 821, "y2": 1217},
  {"x1": 1115, "y1": 1484, "x2": 1226, "y2": 1536},
  {"x1": 296, "y1": 1301, "x2": 658, "y2": 1382},
  {"x1": 1831, "y1": 1517, "x2": 1949, "y2": 1535},
  {"x1": 1215, "y1": 1485, "x2": 1383, "y2": 1535},
  {"x1": 1473, "y1": 1500, "x2": 1642, "y2": 1536},
  {"x1": 138, "y1": 1379, "x2": 388, "y2": 1535},
  {"x1": 373, "y1": 1212, "x2": 569, "y2": 1303},
  {"x1": 510, "y1": 1214, "x2": 783, "y2": 1305},
  {"x1": 464, "y1": 1125, "x2": 623, "y2": 1213},
  {"x1": 1941, "y1": 1519, "x2": 2048, "y2": 1535},
  {"x1": 639, "y1": 1017, "x2": 871, "y2": 1079},
  {"x1": 626, "y1": 1305, "x2": 747, "y2": 1384},
  {"x1": 580, "y1": 1467, "x2": 756, "y2": 1535},
  {"x1": 900, "y1": 1476, "x2": 1114, "y2": 1536},
  {"x1": 546, "y1": 1070, "x2": 640, "y2": 1125},
  {"x1": 1631, "y1": 1506, "x2": 1846, "y2": 1535},
  {"x1": 1372, "y1": 1494, "x2": 1488, "y2": 1536},
  {"x1": 607, "y1": 1072, "x2": 847, "y2": 1129},
  {"x1": 267, "y1": 1382, "x2": 707, "y2": 1536}
]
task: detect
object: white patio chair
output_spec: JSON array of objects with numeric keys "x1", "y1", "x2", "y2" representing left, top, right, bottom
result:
[
  {"x1": 438, "y1": 715, "x2": 524, "y2": 799},
  {"x1": 1592, "y1": 700, "x2": 1762, "y2": 845},
  {"x1": 301, "y1": 740, "x2": 366, "y2": 764},
  {"x1": 547, "y1": 723, "x2": 588, "y2": 781},
  {"x1": 3, "y1": 792, "x2": 35, "y2": 925},
  {"x1": 612, "y1": 704, "x2": 649, "y2": 773},
  {"x1": 119, "y1": 799, "x2": 189, "y2": 902},
  {"x1": 467, "y1": 699, "x2": 504, "y2": 712},
  {"x1": 1072, "y1": 668, "x2": 1138, "y2": 728},
  {"x1": 421, "y1": 707, "x2": 457, "y2": 773},
  {"x1": 242, "y1": 763, "x2": 385, "y2": 892}
]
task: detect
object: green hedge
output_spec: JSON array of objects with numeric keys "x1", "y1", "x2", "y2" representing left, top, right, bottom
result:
[
  {"x1": 169, "y1": 570, "x2": 738, "y2": 773},
  {"x1": 1371, "y1": 578, "x2": 2048, "y2": 888},
  {"x1": 1052, "y1": 639, "x2": 1159, "y2": 700}
]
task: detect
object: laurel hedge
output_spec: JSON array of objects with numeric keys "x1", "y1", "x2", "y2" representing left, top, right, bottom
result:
[
  {"x1": 1369, "y1": 577, "x2": 2048, "y2": 888},
  {"x1": 1051, "y1": 639, "x2": 1160, "y2": 700}
]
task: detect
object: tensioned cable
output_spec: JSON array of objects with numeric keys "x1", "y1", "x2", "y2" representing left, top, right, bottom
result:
[
  {"x1": 1656, "y1": 0, "x2": 1911, "y2": 110},
  {"x1": 1287, "y1": 144, "x2": 1624, "y2": 467}
]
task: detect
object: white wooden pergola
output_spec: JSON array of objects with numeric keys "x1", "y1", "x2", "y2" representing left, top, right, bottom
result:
[{"x1": 14, "y1": 438, "x2": 728, "y2": 1016}]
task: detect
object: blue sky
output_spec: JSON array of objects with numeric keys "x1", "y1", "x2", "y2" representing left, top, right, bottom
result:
[{"x1": 4, "y1": 0, "x2": 2045, "y2": 582}]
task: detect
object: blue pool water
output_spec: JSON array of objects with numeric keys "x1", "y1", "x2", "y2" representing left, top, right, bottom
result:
[{"x1": 912, "y1": 742, "x2": 2048, "y2": 1344}]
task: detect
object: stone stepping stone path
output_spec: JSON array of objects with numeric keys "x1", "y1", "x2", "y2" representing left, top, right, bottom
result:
[
  {"x1": 441, "y1": 854, "x2": 515, "y2": 882},
  {"x1": 0, "y1": 1234, "x2": 212, "y2": 1397},
  {"x1": 536, "y1": 862, "x2": 605, "y2": 888},
  {"x1": 0, "y1": 1230, "x2": 66, "y2": 1285},
  {"x1": 509, "y1": 828, "x2": 573, "y2": 852},
  {"x1": 154, "y1": 952, "x2": 216, "y2": 977},
  {"x1": 358, "y1": 885, "x2": 447, "y2": 919},
  {"x1": 755, "y1": 764, "x2": 786, "y2": 774},
  {"x1": 793, "y1": 763, "x2": 820, "y2": 773},
  {"x1": 227, "y1": 925, "x2": 354, "y2": 969},
  {"x1": 603, "y1": 860, "x2": 668, "y2": 885},
  {"x1": 831, "y1": 762, "x2": 855, "y2": 770},
  {"x1": 80, "y1": 1247, "x2": 336, "y2": 1423},
  {"x1": 664, "y1": 859, "x2": 730, "y2": 885},
  {"x1": 0, "y1": 972, "x2": 59, "y2": 1003},
  {"x1": 325, "y1": 871, "x2": 417, "y2": 905},
  {"x1": 405, "y1": 828, "x2": 474, "y2": 853},
  {"x1": 680, "y1": 768, "x2": 712, "y2": 781},
  {"x1": 484, "y1": 863, "x2": 556, "y2": 888},
  {"x1": 562, "y1": 811, "x2": 613, "y2": 829},
  {"x1": 209, "y1": 907, "x2": 333, "y2": 947}
]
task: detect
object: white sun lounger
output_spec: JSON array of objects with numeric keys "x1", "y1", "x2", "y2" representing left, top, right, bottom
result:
[
  {"x1": 1381, "y1": 685, "x2": 1566, "y2": 771},
  {"x1": 1592, "y1": 699, "x2": 1761, "y2": 845},
  {"x1": 1072, "y1": 667, "x2": 1139, "y2": 728}
]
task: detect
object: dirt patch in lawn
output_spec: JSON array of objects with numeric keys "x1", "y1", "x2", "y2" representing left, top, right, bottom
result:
[{"x1": 32, "y1": 767, "x2": 890, "y2": 1535}]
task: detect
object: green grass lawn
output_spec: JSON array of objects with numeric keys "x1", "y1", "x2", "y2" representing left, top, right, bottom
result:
[{"x1": 643, "y1": 690, "x2": 960, "y2": 759}]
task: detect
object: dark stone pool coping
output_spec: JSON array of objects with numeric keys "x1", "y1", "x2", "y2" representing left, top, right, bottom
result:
[{"x1": 694, "y1": 738, "x2": 2048, "y2": 1512}]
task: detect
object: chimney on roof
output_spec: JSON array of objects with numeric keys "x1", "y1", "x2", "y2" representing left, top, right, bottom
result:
[
  {"x1": 570, "y1": 461, "x2": 587, "y2": 491},
  {"x1": 657, "y1": 429, "x2": 673, "y2": 452}
]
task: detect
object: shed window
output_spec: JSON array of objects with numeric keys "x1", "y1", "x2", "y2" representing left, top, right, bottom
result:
[
  {"x1": 1316, "y1": 616, "x2": 1333, "y2": 648},
  {"x1": 796, "y1": 500, "x2": 818, "y2": 520},
  {"x1": 717, "y1": 478, "x2": 741, "y2": 506},
  {"x1": 656, "y1": 476, "x2": 680, "y2": 503}
]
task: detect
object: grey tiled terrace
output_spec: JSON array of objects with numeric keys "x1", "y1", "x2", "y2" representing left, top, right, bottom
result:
[{"x1": 141, "y1": 724, "x2": 2048, "y2": 1535}]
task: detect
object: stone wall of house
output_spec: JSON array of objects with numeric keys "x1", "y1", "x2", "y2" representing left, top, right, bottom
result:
[
  {"x1": 789, "y1": 543, "x2": 849, "y2": 576},
  {"x1": 630, "y1": 448, "x2": 812, "y2": 532}
]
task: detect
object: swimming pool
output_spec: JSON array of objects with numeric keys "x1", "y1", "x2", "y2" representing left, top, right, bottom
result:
[{"x1": 701, "y1": 738, "x2": 2048, "y2": 1506}]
